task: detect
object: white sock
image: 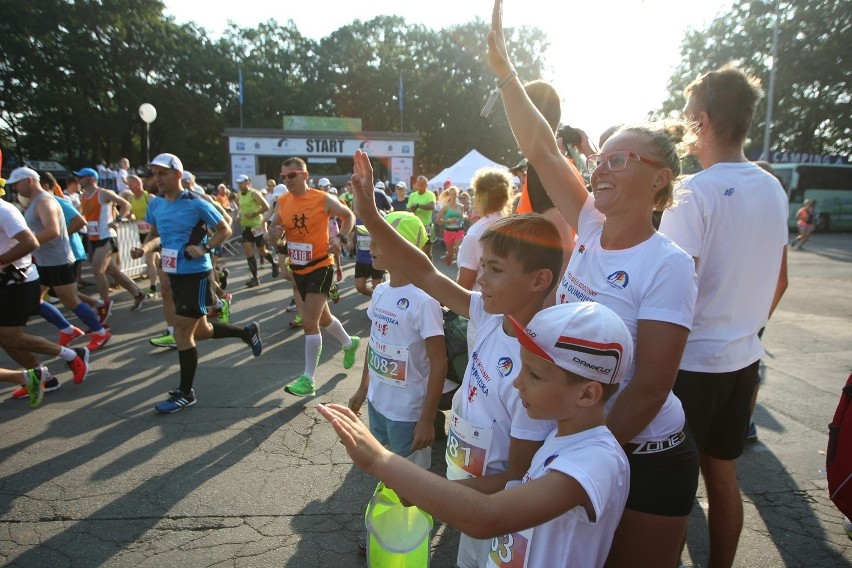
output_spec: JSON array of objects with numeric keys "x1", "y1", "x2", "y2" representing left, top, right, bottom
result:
[
  {"x1": 324, "y1": 316, "x2": 352, "y2": 348},
  {"x1": 304, "y1": 333, "x2": 322, "y2": 379},
  {"x1": 61, "y1": 325, "x2": 75, "y2": 334},
  {"x1": 167, "y1": 326, "x2": 174, "y2": 334},
  {"x1": 95, "y1": 328, "x2": 108, "y2": 336},
  {"x1": 215, "y1": 298, "x2": 224, "y2": 309},
  {"x1": 59, "y1": 347, "x2": 77, "y2": 361}
]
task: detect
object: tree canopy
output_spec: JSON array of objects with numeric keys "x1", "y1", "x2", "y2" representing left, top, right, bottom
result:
[
  {"x1": 657, "y1": 0, "x2": 850, "y2": 157},
  {"x1": 0, "y1": 3, "x2": 547, "y2": 175}
]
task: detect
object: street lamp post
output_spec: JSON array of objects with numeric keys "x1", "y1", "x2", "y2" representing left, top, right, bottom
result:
[
  {"x1": 138, "y1": 103, "x2": 157, "y2": 164},
  {"x1": 761, "y1": 0, "x2": 781, "y2": 160}
]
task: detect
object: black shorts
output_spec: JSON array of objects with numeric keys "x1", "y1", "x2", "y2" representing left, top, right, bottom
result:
[
  {"x1": 354, "y1": 261, "x2": 385, "y2": 280},
  {"x1": 87, "y1": 237, "x2": 118, "y2": 260},
  {"x1": 36, "y1": 264, "x2": 76, "y2": 287},
  {"x1": 623, "y1": 429, "x2": 699, "y2": 516},
  {"x1": 672, "y1": 361, "x2": 760, "y2": 460},
  {"x1": 0, "y1": 280, "x2": 41, "y2": 326},
  {"x1": 241, "y1": 226, "x2": 266, "y2": 247},
  {"x1": 293, "y1": 265, "x2": 334, "y2": 301},
  {"x1": 167, "y1": 271, "x2": 213, "y2": 319}
]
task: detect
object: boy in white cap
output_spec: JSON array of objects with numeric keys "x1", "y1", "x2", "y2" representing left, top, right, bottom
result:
[{"x1": 319, "y1": 301, "x2": 632, "y2": 568}]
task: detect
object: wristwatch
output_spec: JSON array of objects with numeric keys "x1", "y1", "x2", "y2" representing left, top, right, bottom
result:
[{"x1": 203, "y1": 243, "x2": 213, "y2": 253}]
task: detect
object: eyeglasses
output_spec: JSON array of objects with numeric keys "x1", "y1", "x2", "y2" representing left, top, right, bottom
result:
[
  {"x1": 281, "y1": 171, "x2": 306, "y2": 180},
  {"x1": 586, "y1": 151, "x2": 666, "y2": 174}
]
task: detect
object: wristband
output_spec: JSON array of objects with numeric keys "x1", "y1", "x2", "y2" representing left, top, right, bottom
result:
[
  {"x1": 497, "y1": 69, "x2": 518, "y2": 90},
  {"x1": 481, "y1": 69, "x2": 517, "y2": 118}
]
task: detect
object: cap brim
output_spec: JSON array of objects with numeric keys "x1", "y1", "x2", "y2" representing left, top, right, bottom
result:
[{"x1": 507, "y1": 315, "x2": 554, "y2": 363}]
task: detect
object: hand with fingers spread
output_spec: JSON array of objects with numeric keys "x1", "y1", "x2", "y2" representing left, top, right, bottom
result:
[{"x1": 317, "y1": 403, "x2": 390, "y2": 474}]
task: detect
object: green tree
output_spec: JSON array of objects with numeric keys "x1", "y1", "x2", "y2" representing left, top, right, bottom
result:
[{"x1": 657, "y1": 0, "x2": 850, "y2": 157}]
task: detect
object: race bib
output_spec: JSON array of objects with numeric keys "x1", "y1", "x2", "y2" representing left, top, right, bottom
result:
[
  {"x1": 86, "y1": 220, "x2": 99, "y2": 235},
  {"x1": 288, "y1": 242, "x2": 313, "y2": 265},
  {"x1": 445, "y1": 408, "x2": 492, "y2": 480},
  {"x1": 161, "y1": 248, "x2": 178, "y2": 273},
  {"x1": 486, "y1": 528, "x2": 533, "y2": 568},
  {"x1": 137, "y1": 221, "x2": 151, "y2": 233},
  {"x1": 367, "y1": 339, "x2": 409, "y2": 387},
  {"x1": 251, "y1": 225, "x2": 265, "y2": 238},
  {"x1": 356, "y1": 233, "x2": 372, "y2": 252}
]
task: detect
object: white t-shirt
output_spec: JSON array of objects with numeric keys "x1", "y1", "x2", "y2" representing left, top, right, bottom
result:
[
  {"x1": 366, "y1": 282, "x2": 444, "y2": 422},
  {"x1": 556, "y1": 195, "x2": 697, "y2": 442},
  {"x1": 457, "y1": 212, "x2": 503, "y2": 293},
  {"x1": 659, "y1": 162, "x2": 788, "y2": 372},
  {"x1": 0, "y1": 200, "x2": 39, "y2": 283},
  {"x1": 451, "y1": 293, "x2": 554, "y2": 476},
  {"x1": 487, "y1": 426, "x2": 629, "y2": 568},
  {"x1": 116, "y1": 168, "x2": 129, "y2": 192}
]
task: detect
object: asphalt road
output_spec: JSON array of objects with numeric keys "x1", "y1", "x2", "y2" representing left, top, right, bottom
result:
[{"x1": 1, "y1": 234, "x2": 850, "y2": 567}]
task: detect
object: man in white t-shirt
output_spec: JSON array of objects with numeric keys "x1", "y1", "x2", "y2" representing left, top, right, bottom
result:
[
  {"x1": 659, "y1": 65, "x2": 789, "y2": 568},
  {"x1": 116, "y1": 157, "x2": 131, "y2": 193}
]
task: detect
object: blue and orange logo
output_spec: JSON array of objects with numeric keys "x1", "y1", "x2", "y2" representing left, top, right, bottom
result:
[
  {"x1": 497, "y1": 357, "x2": 514, "y2": 378},
  {"x1": 606, "y1": 270, "x2": 629, "y2": 289},
  {"x1": 396, "y1": 298, "x2": 410, "y2": 310}
]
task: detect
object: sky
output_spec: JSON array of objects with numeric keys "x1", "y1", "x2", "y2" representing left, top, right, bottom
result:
[{"x1": 164, "y1": 0, "x2": 734, "y2": 146}]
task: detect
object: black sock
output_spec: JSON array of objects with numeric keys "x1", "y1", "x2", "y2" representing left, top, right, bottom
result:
[
  {"x1": 211, "y1": 321, "x2": 249, "y2": 341},
  {"x1": 178, "y1": 347, "x2": 198, "y2": 394},
  {"x1": 265, "y1": 252, "x2": 276, "y2": 265},
  {"x1": 247, "y1": 257, "x2": 258, "y2": 278}
]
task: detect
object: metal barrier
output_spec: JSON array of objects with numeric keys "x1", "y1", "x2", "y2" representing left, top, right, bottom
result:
[{"x1": 116, "y1": 222, "x2": 146, "y2": 277}]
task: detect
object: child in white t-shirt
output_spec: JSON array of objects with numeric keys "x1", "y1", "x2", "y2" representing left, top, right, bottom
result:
[
  {"x1": 319, "y1": 301, "x2": 633, "y2": 568},
  {"x1": 348, "y1": 211, "x2": 446, "y2": 466},
  {"x1": 345, "y1": 149, "x2": 564, "y2": 568}
]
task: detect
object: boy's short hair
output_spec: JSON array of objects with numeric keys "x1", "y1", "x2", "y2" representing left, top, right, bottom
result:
[
  {"x1": 510, "y1": 302, "x2": 635, "y2": 385},
  {"x1": 524, "y1": 80, "x2": 561, "y2": 133},
  {"x1": 479, "y1": 214, "x2": 563, "y2": 294}
]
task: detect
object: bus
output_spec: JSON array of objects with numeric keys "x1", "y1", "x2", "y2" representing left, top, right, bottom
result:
[{"x1": 771, "y1": 163, "x2": 852, "y2": 232}]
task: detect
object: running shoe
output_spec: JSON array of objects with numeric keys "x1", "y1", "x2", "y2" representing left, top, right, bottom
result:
[
  {"x1": 844, "y1": 517, "x2": 852, "y2": 540},
  {"x1": 130, "y1": 291, "x2": 146, "y2": 312},
  {"x1": 147, "y1": 285, "x2": 158, "y2": 297},
  {"x1": 68, "y1": 347, "x2": 90, "y2": 384},
  {"x1": 244, "y1": 322, "x2": 262, "y2": 357},
  {"x1": 12, "y1": 372, "x2": 59, "y2": 400},
  {"x1": 86, "y1": 330, "x2": 112, "y2": 352},
  {"x1": 342, "y1": 336, "x2": 361, "y2": 369},
  {"x1": 154, "y1": 388, "x2": 196, "y2": 413},
  {"x1": 96, "y1": 299, "x2": 113, "y2": 324},
  {"x1": 219, "y1": 293, "x2": 232, "y2": 324},
  {"x1": 289, "y1": 315, "x2": 303, "y2": 328},
  {"x1": 285, "y1": 298, "x2": 298, "y2": 312},
  {"x1": 271, "y1": 262, "x2": 280, "y2": 278},
  {"x1": 329, "y1": 283, "x2": 340, "y2": 304},
  {"x1": 58, "y1": 326, "x2": 85, "y2": 347},
  {"x1": 220, "y1": 268, "x2": 229, "y2": 290},
  {"x1": 246, "y1": 277, "x2": 260, "y2": 288},
  {"x1": 284, "y1": 374, "x2": 316, "y2": 397},
  {"x1": 25, "y1": 367, "x2": 46, "y2": 408},
  {"x1": 150, "y1": 331, "x2": 177, "y2": 349},
  {"x1": 746, "y1": 422, "x2": 758, "y2": 443}
]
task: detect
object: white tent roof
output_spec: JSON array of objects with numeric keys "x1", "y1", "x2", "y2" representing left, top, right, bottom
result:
[{"x1": 427, "y1": 149, "x2": 508, "y2": 189}]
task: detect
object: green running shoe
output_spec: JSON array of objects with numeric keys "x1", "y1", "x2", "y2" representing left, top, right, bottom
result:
[
  {"x1": 289, "y1": 315, "x2": 303, "y2": 328},
  {"x1": 284, "y1": 374, "x2": 316, "y2": 397},
  {"x1": 329, "y1": 282, "x2": 340, "y2": 304},
  {"x1": 219, "y1": 294, "x2": 232, "y2": 324},
  {"x1": 342, "y1": 336, "x2": 361, "y2": 369},
  {"x1": 150, "y1": 331, "x2": 177, "y2": 349},
  {"x1": 26, "y1": 367, "x2": 46, "y2": 409}
]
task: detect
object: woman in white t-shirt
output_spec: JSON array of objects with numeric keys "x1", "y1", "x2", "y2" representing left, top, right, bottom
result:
[
  {"x1": 488, "y1": 20, "x2": 699, "y2": 568},
  {"x1": 455, "y1": 168, "x2": 512, "y2": 292}
]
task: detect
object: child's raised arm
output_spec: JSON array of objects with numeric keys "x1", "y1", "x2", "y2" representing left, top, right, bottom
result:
[
  {"x1": 352, "y1": 150, "x2": 472, "y2": 318},
  {"x1": 317, "y1": 403, "x2": 591, "y2": 539}
]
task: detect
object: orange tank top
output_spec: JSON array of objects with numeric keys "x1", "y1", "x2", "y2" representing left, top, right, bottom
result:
[{"x1": 278, "y1": 189, "x2": 334, "y2": 275}]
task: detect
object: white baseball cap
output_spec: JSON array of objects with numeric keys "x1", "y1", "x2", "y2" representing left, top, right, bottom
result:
[
  {"x1": 149, "y1": 153, "x2": 184, "y2": 172},
  {"x1": 6, "y1": 167, "x2": 40, "y2": 187},
  {"x1": 181, "y1": 171, "x2": 194, "y2": 182},
  {"x1": 272, "y1": 183, "x2": 288, "y2": 197},
  {"x1": 374, "y1": 181, "x2": 385, "y2": 190},
  {"x1": 509, "y1": 302, "x2": 634, "y2": 384},
  {"x1": 318, "y1": 177, "x2": 331, "y2": 187},
  {"x1": 327, "y1": 187, "x2": 338, "y2": 195},
  {"x1": 395, "y1": 181, "x2": 407, "y2": 190},
  {"x1": 235, "y1": 174, "x2": 250, "y2": 183}
]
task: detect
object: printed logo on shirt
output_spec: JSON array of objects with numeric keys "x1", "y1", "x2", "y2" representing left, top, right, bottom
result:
[
  {"x1": 496, "y1": 357, "x2": 513, "y2": 378},
  {"x1": 396, "y1": 298, "x2": 410, "y2": 310},
  {"x1": 606, "y1": 270, "x2": 629, "y2": 289},
  {"x1": 560, "y1": 270, "x2": 599, "y2": 303},
  {"x1": 374, "y1": 321, "x2": 389, "y2": 337},
  {"x1": 288, "y1": 212, "x2": 309, "y2": 235},
  {"x1": 544, "y1": 454, "x2": 559, "y2": 467},
  {"x1": 578, "y1": 244, "x2": 586, "y2": 253},
  {"x1": 724, "y1": 187, "x2": 735, "y2": 196},
  {"x1": 467, "y1": 384, "x2": 478, "y2": 403}
]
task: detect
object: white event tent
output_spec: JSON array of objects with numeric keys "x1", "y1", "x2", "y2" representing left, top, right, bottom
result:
[{"x1": 427, "y1": 149, "x2": 508, "y2": 189}]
